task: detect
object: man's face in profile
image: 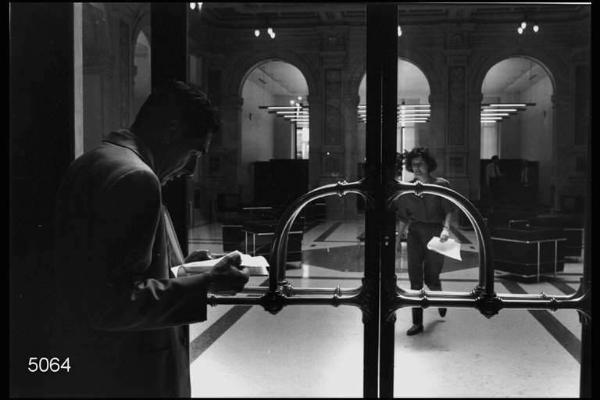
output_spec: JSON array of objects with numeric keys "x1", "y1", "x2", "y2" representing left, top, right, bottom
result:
[{"x1": 162, "y1": 127, "x2": 213, "y2": 183}]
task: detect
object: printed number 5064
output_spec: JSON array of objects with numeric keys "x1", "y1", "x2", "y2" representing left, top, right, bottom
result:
[{"x1": 27, "y1": 357, "x2": 71, "y2": 373}]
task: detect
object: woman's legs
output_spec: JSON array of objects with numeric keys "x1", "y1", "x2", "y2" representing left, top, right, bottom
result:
[{"x1": 407, "y1": 227, "x2": 425, "y2": 327}]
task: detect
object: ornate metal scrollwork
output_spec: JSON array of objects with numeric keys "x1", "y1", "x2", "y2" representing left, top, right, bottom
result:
[
  {"x1": 207, "y1": 176, "x2": 589, "y2": 330},
  {"x1": 356, "y1": 277, "x2": 378, "y2": 324},
  {"x1": 474, "y1": 293, "x2": 503, "y2": 319},
  {"x1": 381, "y1": 275, "x2": 399, "y2": 323},
  {"x1": 259, "y1": 290, "x2": 287, "y2": 315}
]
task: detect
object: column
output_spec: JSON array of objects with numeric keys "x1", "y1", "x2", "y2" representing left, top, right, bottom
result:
[
  {"x1": 445, "y1": 53, "x2": 473, "y2": 198},
  {"x1": 319, "y1": 38, "x2": 348, "y2": 219},
  {"x1": 150, "y1": 3, "x2": 190, "y2": 255}
]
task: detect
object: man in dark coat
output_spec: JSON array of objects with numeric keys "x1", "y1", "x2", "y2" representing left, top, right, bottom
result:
[{"x1": 50, "y1": 81, "x2": 249, "y2": 397}]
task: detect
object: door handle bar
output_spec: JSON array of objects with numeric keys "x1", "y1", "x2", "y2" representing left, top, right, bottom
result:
[
  {"x1": 208, "y1": 179, "x2": 590, "y2": 322},
  {"x1": 387, "y1": 180, "x2": 590, "y2": 321}
]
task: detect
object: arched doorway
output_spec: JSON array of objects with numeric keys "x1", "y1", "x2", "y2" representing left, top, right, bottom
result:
[
  {"x1": 480, "y1": 56, "x2": 554, "y2": 208},
  {"x1": 357, "y1": 58, "x2": 431, "y2": 181},
  {"x1": 132, "y1": 30, "x2": 151, "y2": 119},
  {"x1": 239, "y1": 60, "x2": 309, "y2": 204}
]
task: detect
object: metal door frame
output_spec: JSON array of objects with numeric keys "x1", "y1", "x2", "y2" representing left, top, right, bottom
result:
[{"x1": 208, "y1": 4, "x2": 591, "y2": 398}]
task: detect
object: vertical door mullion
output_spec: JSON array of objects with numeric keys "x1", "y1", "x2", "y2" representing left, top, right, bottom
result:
[
  {"x1": 363, "y1": 4, "x2": 383, "y2": 397},
  {"x1": 379, "y1": 4, "x2": 398, "y2": 399},
  {"x1": 365, "y1": 4, "x2": 398, "y2": 398}
]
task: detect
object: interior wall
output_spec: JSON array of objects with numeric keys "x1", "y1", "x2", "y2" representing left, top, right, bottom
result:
[
  {"x1": 83, "y1": 73, "x2": 105, "y2": 152},
  {"x1": 497, "y1": 93, "x2": 522, "y2": 158},
  {"x1": 241, "y1": 78, "x2": 276, "y2": 202},
  {"x1": 480, "y1": 96, "x2": 500, "y2": 158},
  {"x1": 519, "y1": 76, "x2": 553, "y2": 205},
  {"x1": 81, "y1": 3, "x2": 145, "y2": 153},
  {"x1": 272, "y1": 94, "x2": 294, "y2": 159},
  {"x1": 82, "y1": 3, "x2": 109, "y2": 152}
]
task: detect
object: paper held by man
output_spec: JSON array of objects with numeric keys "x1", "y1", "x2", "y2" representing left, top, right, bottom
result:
[
  {"x1": 171, "y1": 253, "x2": 270, "y2": 277},
  {"x1": 426, "y1": 237, "x2": 462, "y2": 261}
]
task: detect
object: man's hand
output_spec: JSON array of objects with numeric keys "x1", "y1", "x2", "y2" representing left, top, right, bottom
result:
[
  {"x1": 440, "y1": 227, "x2": 450, "y2": 242},
  {"x1": 207, "y1": 250, "x2": 249, "y2": 295},
  {"x1": 185, "y1": 249, "x2": 213, "y2": 263}
]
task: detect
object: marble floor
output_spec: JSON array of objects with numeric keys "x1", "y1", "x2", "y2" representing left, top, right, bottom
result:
[{"x1": 186, "y1": 219, "x2": 584, "y2": 398}]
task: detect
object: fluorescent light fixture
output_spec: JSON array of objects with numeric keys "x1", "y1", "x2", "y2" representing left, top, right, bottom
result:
[
  {"x1": 480, "y1": 113, "x2": 510, "y2": 116},
  {"x1": 482, "y1": 108, "x2": 518, "y2": 112},
  {"x1": 267, "y1": 106, "x2": 303, "y2": 110},
  {"x1": 488, "y1": 104, "x2": 526, "y2": 107}
]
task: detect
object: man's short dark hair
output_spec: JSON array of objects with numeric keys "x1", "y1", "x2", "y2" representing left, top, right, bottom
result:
[
  {"x1": 405, "y1": 147, "x2": 437, "y2": 173},
  {"x1": 133, "y1": 80, "x2": 220, "y2": 138}
]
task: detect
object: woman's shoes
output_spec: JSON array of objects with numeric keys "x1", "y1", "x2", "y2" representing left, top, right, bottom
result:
[
  {"x1": 438, "y1": 308, "x2": 447, "y2": 317},
  {"x1": 406, "y1": 324, "x2": 424, "y2": 336}
]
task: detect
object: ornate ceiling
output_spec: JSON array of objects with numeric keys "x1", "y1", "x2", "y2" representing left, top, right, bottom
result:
[{"x1": 194, "y1": 3, "x2": 588, "y2": 28}]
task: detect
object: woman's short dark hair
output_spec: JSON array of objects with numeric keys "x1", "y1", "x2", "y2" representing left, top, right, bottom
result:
[
  {"x1": 404, "y1": 147, "x2": 437, "y2": 173},
  {"x1": 133, "y1": 80, "x2": 220, "y2": 138}
]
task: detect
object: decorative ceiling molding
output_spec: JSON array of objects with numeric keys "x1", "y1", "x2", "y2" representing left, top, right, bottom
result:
[{"x1": 194, "y1": 4, "x2": 586, "y2": 29}]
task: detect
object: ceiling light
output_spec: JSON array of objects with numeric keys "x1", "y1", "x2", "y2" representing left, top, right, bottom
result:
[
  {"x1": 517, "y1": 27, "x2": 524, "y2": 34},
  {"x1": 482, "y1": 108, "x2": 518, "y2": 112},
  {"x1": 197, "y1": 3, "x2": 202, "y2": 11},
  {"x1": 533, "y1": 24, "x2": 539, "y2": 33},
  {"x1": 520, "y1": 21, "x2": 527, "y2": 29},
  {"x1": 397, "y1": 25, "x2": 402, "y2": 37},
  {"x1": 189, "y1": 3, "x2": 196, "y2": 10},
  {"x1": 267, "y1": 106, "x2": 301, "y2": 110},
  {"x1": 254, "y1": 29, "x2": 260, "y2": 37}
]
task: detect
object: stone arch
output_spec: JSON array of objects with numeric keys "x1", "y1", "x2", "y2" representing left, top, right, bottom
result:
[
  {"x1": 469, "y1": 49, "x2": 568, "y2": 205},
  {"x1": 351, "y1": 53, "x2": 439, "y2": 102},
  {"x1": 469, "y1": 49, "x2": 569, "y2": 99},
  {"x1": 398, "y1": 48, "x2": 444, "y2": 100},
  {"x1": 223, "y1": 50, "x2": 319, "y2": 102},
  {"x1": 233, "y1": 57, "x2": 313, "y2": 203},
  {"x1": 131, "y1": 7, "x2": 151, "y2": 46}
]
